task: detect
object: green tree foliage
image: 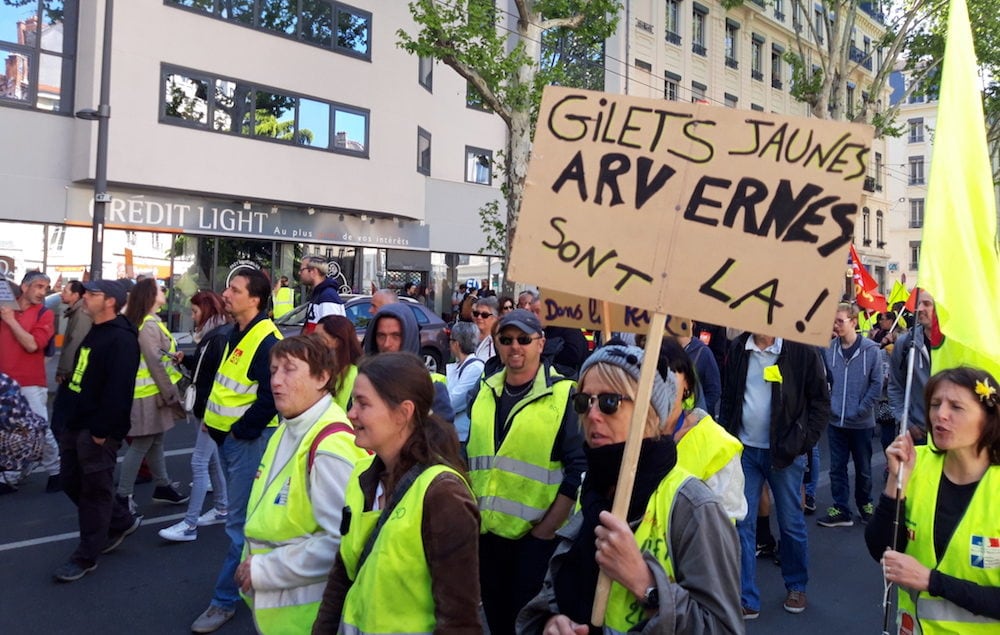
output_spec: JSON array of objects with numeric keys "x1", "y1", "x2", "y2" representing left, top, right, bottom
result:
[{"x1": 398, "y1": 0, "x2": 621, "y2": 276}]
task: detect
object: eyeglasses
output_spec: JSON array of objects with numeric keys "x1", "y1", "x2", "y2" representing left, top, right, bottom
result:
[
  {"x1": 572, "y1": 392, "x2": 632, "y2": 415},
  {"x1": 833, "y1": 318, "x2": 854, "y2": 325},
  {"x1": 498, "y1": 334, "x2": 540, "y2": 346},
  {"x1": 298, "y1": 266, "x2": 313, "y2": 273},
  {"x1": 472, "y1": 311, "x2": 495, "y2": 319},
  {"x1": 501, "y1": 304, "x2": 514, "y2": 311}
]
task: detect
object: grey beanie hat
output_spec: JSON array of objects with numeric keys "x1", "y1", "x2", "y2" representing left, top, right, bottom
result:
[{"x1": 578, "y1": 344, "x2": 678, "y2": 429}]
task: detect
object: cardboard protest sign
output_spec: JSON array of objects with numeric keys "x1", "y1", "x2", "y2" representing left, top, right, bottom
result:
[
  {"x1": 0, "y1": 279, "x2": 17, "y2": 310},
  {"x1": 539, "y1": 288, "x2": 692, "y2": 337},
  {"x1": 509, "y1": 86, "x2": 874, "y2": 345}
]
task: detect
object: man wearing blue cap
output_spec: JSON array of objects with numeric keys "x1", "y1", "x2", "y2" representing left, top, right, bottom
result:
[
  {"x1": 467, "y1": 308, "x2": 587, "y2": 634},
  {"x1": 51, "y1": 279, "x2": 142, "y2": 582}
]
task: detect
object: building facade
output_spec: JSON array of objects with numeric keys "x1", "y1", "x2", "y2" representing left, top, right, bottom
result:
[
  {"x1": 0, "y1": 0, "x2": 507, "y2": 330},
  {"x1": 606, "y1": 0, "x2": 893, "y2": 293}
]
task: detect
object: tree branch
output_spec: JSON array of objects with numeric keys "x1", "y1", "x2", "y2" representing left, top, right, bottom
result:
[
  {"x1": 540, "y1": 14, "x2": 586, "y2": 30},
  {"x1": 437, "y1": 44, "x2": 514, "y2": 127}
]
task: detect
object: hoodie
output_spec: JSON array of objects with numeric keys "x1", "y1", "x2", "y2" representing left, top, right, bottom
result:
[
  {"x1": 823, "y1": 335, "x2": 883, "y2": 429},
  {"x1": 51, "y1": 314, "x2": 140, "y2": 440},
  {"x1": 364, "y1": 304, "x2": 455, "y2": 422}
]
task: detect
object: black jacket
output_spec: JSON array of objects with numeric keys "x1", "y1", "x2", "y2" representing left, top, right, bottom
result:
[
  {"x1": 51, "y1": 315, "x2": 140, "y2": 440},
  {"x1": 181, "y1": 322, "x2": 233, "y2": 420},
  {"x1": 720, "y1": 333, "x2": 830, "y2": 469}
]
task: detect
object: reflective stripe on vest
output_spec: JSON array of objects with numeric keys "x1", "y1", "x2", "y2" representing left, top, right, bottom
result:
[
  {"x1": 135, "y1": 316, "x2": 182, "y2": 398},
  {"x1": 467, "y1": 368, "x2": 574, "y2": 539},
  {"x1": 68, "y1": 346, "x2": 91, "y2": 393},
  {"x1": 604, "y1": 469, "x2": 691, "y2": 631},
  {"x1": 340, "y1": 457, "x2": 463, "y2": 634},
  {"x1": 243, "y1": 399, "x2": 367, "y2": 634},
  {"x1": 896, "y1": 447, "x2": 1000, "y2": 634},
  {"x1": 204, "y1": 319, "x2": 282, "y2": 433}
]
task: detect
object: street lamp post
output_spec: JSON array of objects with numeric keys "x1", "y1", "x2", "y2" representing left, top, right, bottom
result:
[{"x1": 76, "y1": 0, "x2": 114, "y2": 281}]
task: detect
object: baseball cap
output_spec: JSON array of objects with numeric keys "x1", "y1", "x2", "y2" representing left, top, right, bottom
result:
[
  {"x1": 82, "y1": 279, "x2": 127, "y2": 308},
  {"x1": 496, "y1": 308, "x2": 543, "y2": 336}
]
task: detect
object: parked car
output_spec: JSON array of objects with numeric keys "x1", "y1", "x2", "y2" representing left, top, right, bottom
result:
[{"x1": 274, "y1": 295, "x2": 451, "y2": 373}]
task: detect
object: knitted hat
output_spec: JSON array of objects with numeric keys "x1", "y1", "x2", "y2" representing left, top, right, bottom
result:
[{"x1": 578, "y1": 343, "x2": 678, "y2": 429}]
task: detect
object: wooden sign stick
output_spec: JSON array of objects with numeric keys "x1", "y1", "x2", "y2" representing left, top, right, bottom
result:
[
  {"x1": 590, "y1": 311, "x2": 667, "y2": 626},
  {"x1": 601, "y1": 300, "x2": 613, "y2": 343}
]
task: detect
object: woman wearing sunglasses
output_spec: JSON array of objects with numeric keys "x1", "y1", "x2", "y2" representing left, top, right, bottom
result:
[
  {"x1": 499, "y1": 296, "x2": 516, "y2": 316},
  {"x1": 518, "y1": 343, "x2": 742, "y2": 634}
]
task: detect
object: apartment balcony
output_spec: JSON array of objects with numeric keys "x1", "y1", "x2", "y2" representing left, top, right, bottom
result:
[
  {"x1": 665, "y1": 31, "x2": 681, "y2": 45},
  {"x1": 725, "y1": 57, "x2": 739, "y2": 70},
  {"x1": 693, "y1": 43, "x2": 707, "y2": 56}
]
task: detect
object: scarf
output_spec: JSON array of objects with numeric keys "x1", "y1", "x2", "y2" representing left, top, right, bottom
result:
[{"x1": 553, "y1": 437, "x2": 677, "y2": 625}]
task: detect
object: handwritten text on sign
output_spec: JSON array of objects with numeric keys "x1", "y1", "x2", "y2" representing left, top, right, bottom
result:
[
  {"x1": 540, "y1": 288, "x2": 692, "y2": 337},
  {"x1": 508, "y1": 87, "x2": 874, "y2": 345}
]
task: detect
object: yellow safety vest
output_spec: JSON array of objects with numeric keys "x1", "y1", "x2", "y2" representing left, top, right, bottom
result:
[
  {"x1": 467, "y1": 367, "x2": 574, "y2": 539},
  {"x1": 134, "y1": 315, "x2": 182, "y2": 399},
  {"x1": 896, "y1": 448, "x2": 1000, "y2": 635},
  {"x1": 242, "y1": 400, "x2": 367, "y2": 635},
  {"x1": 605, "y1": 468, "x2": 692, "y2": 631},
  {"x1": 204, "y1": 319, "x2": 282, "y2": 433},
  {"x1": 273, "y1": 287, "x2": 294, "y2": 319},
  {"x1": 340, "y1": 457, "x2": 466, "y2": 635},
  {"x1": 676, "y1": 412, "x2": 743, "y2": 483},
  {"x1": 332, "y1": 364, "x2": 358, "y2": 411}
]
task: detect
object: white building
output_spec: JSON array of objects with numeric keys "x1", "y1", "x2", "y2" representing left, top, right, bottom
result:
[{"x1": 0, "y1": 1, "x2": 507, "y2": 326}]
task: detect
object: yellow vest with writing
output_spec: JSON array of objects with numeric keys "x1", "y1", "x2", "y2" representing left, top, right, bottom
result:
[
  {"x1": 605, "y1": 468, "x2": 691, "y2": 631},
  {"x1": 134, "y1": 315, "x2": 182, "y2": 399},
  {"x1": 897, "y1": 448, "x2": 1000, "y2": 635},
  {"x1": 242, "y1": 400, "x2": 367, "y2": 635},
  {"x1": 340, "y1": 458, "x2": 465, "y2": 634},
  {"x1": 467, "y1": 367, "x2": 574, "y2": 539},
  {"x1": 204, "y1": 319, "x2": 282, "y2": 433}
]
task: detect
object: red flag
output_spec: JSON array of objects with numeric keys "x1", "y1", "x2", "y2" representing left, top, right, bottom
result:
[
  {"x1": 850, "y1": 245, "x2": 887, "y2": 312},
  {"x1": 904, "y1": 286, "x2": 918, "y2": 313}
]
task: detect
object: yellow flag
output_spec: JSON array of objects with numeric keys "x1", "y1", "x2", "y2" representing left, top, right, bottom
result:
[
  {"x1": 886, "y1": 281, "x2": 909, "y2": 309},
  {"x1": 918, "y1": 0, "x2": 1000, "y2": 380}
]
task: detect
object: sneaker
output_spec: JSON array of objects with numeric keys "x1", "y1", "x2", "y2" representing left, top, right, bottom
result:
[
  {"x1": 152, "y1": 483, "x2": 189, "y2": 505},
  {"x1": 755, "y1": 539, "x2": 777, "y2": 559},
  {"x1": 803, "y1": 495, "x2": 816, "y2": 515},
  {"x1": 860, "y1": 502, "x2": 874, "y2": 524},
  {"x1": 191, "y1": 605, "x2": 236, "y2": 633},
  {"x1": 53, "y1": 560, "x2": 97, "y2": 582},
  {"x1": 45, "y1": 474, "x2": 62, "y2": 493},
  {"x1": 159, "y1": 520, "x2": 198, "y2": 542},
  {"x1": 783, "y1": 590, "x2": 807, "y2": 614},
  {"x1": 196, "y1": 508, "x2": 229, "y2": 527},
  {"x1": 117, "y1": 494, "x2": 138, "y2": 515},
  {"x1": 742, "y1": 606, "x2": 760, "y2": 620},
  {"x1": 817, "y1": 507, "x2": 854, "y2": 527},
  {"x1": 102, "y1": 514, "x2": 142, "y2": 554}
]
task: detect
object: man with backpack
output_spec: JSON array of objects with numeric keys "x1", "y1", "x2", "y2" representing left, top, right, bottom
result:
[{"x1": 0, "y1": 272, "x2": 61, "y2": 494}]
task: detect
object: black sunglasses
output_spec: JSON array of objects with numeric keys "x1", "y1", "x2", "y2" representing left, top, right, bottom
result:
[
  {"x1": 572, "y1": 392, "x2": 632, "y2": 415},
  {"x1": 498, "y1": 334, "x2": 539, "y2": 346},
  {"x1": 472, "y1": 311, "x2": 495, "y2": 319}
]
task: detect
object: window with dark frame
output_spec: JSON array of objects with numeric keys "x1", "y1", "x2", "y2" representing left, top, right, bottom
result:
[
  {"x1": 465, "y1": 146, "x2": 492, "y2": 185},
  {"x1": 417, "y1": 127, "x2": 431, "y2": 175},
  {"x1": 418, "y1": 56, "x2": 433, "y2": 92},
  {"x1": 725, "y1": 20, "x2": 739, "y2": 68},
  {"x1": 164, "y1": 0, "x2": 371, "y2": 61},
  {"x1": 161, "y1": 65, "x2": 368, "y2": 157},
  {"x1": 692, "y1": 4, "x2": 707, "y2": 56},
  {"x1": 0, "y1": 0, "x2": 78, "y2": 113},
  {"x1": 665, "y1": 0, "x2": 681, "y2": 44}
]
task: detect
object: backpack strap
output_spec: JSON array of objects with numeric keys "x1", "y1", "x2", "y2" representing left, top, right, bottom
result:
[{"x1": 307, "y1": 422, "x2": 355, "y2": 473}]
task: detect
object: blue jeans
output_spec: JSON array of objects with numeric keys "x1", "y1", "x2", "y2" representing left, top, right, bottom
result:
[
  {"x1": 210, "y1": 430, "x2": 273, "y2": 610},
  {"x1": 737, "y1": 447, "x2": 809, "y2": 611},
  {"x1": 828, "y1": 426, "x2": 874, "y2": 514},
  {"x1": 184, "y1": 424, "x2": 228, "y2": 527},
  {"x1": 804, "y1": 445, "x2": 820, "y2": 499}
]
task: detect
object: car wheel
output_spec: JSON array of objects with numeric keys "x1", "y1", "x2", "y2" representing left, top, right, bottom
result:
[{"x1": 421, "y1": 348, "x2": 443, "y2": 374}]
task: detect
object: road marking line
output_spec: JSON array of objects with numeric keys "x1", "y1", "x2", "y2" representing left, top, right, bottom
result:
[
  {"x1": 28, "y1": 447, "x2": 194, "y2": 474},
  {"x1": 0, "y1": 512, "x2": 227, "y2": 552}
]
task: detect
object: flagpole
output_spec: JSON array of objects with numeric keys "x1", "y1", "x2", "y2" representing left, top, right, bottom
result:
[{"x1": 881, "y1": 342, "x2": 916, "y2": 634}]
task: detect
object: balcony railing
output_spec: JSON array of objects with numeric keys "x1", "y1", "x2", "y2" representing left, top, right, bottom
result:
[
  {"x1": 909, "y1": 219, "x2": 924, "y2": 229},
  {"x1": 909, "y1": 262, "x2": 919, "y2": 271},
  {"x1": 772, "y1": 78, "x2": 783, "y2": 89},
  {"x1": 636, "y1": 19, "x2": 654, "y2": 34},
  {"x1": 665, "y1": 31, "x2": 681, "y2": 45},
  {"x1": 693, "y1": 43, "x2": 707, "y2": 56},
  {"x1": 725, "y1": 57, "x2": 739, "y2": 70},
  {"x1": 752, "y1": 70, "x2": 764, "y2": 81},
  {"x1": 863, "y1": 176, "x2": 876, "y2": 192},
  {"x1": 774, "y1": 10, "x2": 785, "y2": 21}
]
